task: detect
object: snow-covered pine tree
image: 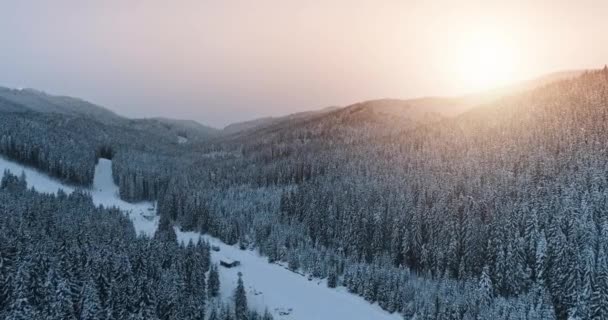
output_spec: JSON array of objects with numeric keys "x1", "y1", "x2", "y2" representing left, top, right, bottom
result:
[
  {"x1": 234, "y1": 273, "x2": 248, "y2": 320},
  {"x1": 208, "y1": 264, "x2": 220, "y2": 298},
  {"x1": 591, "y1": 248, "x2": 608, "y2": 320}
]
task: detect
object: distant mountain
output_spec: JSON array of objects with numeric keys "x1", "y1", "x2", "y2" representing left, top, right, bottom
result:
[
  {"x1": 0, "y1": 87, "x2": 122, "y2": 123},
  {"x1": 223, "y1": 116, "x2": 275, "y2": 134},
  {"x1": 223, "y1": 106, "x2": 340, "y2": 134},
  {"x1": 0, "y1": 86, "x2": 219, "y2": 142},
  {"x1": 221, "y1": 69, "x2": 586, "y2": 137},
  {"x1": 129, "y1": 117, "x2": 219, "y2": 142},
  {"x1": 335, "y1": 69, "x2": 588, "y2": 122}
]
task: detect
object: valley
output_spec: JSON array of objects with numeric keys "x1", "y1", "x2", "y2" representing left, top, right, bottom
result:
[{"x1": 0, "y1": 156, "x2": 402, "y2": 320}]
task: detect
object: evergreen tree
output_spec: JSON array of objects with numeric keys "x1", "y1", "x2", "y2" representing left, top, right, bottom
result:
[
  {"x1": 208, "y1": 309, "x2": 219, "y2": 320},
  {"x1": 79, "y1": 280, "x2": 102, "y2": 320},
  {"x1": 591, "y1": 248, "x2": 608, "y2": 320},
  {"x1": 234, "y1": 273, "x2": 248, "y2": 320},
  {"x1": 208, "y1": 264, "x2": 220, "y2": 298},
  {"x1": 327, "y1": 269, "x2": 338, "y2": 288},
  {"x1": 479, "y1": 265, "x2": 493, "y2": 305},
  {"x1": 154, "y1": 214, "x2": 177, "y2": 243}
]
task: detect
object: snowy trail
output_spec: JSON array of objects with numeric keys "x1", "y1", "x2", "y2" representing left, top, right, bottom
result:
[
  {"x1": 0, "y1": 156, "x2": 158, "y2": 237},
  {"x1": 0, "y1": 155, "x2": 403, "y2": 320},
  {"x1": 90, "y1": 159, "x2": 159, "y2": 236}
]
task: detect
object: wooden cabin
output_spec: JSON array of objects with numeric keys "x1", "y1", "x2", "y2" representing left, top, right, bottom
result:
[{"x1": 220, "y1": 257, "x2": 240, "y2": 268}]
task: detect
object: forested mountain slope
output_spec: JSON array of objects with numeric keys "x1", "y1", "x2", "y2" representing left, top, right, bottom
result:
[
  {"x1": 222, "y1": 106, "x2": 340, "y2": 135},
  {"x1": 161, "y1": 69, "x2": 608, "y2": 320},
  {"x1": 150, "y1": 117, "x2": 219, "y2": 137},
  {"x1": 0, "y1": 87, "x2": 219, "y2": 139},
  {"x1": 0, "y1": 169, "x2": 273, "y2": 320},
  {"x1": 349, "y1": 70, "x2": 587, "y2": 120},
  {"x1": 220, "y1": 69, "x2": 585, "y2": 136},
  {"x1": 0, "y1": 90, "x2": 218, "y2": 200},
  {"x1": 1, "y1": 69, "x2": 607, "y2": 320},
  {"x1": 0, "y1": 111, "x2": 188, "y2": 193},
  {"x1": 0, "y1": 87, "x2": 121, "y2": 123}
]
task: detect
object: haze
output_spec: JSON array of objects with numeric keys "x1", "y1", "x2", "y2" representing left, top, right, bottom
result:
[{"x1": 1, "y1": 0, "x2": 606, "y2": 127}]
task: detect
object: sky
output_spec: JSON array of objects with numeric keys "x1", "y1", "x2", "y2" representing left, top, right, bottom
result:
[{"x1": 0, "y1": 0, "x2": 607, "y2": 127}]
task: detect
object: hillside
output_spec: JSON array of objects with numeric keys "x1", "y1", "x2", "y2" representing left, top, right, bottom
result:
[
  {"x1": 0, "y1": 86, "x2": 219, "y2": 143},
  {"x1": 0, "y1": 87, "x2": 122, "y2": 122},
  {"x1": 129, "y1": 117, "x2": 220, "y2": 142},
  {"x1": 167, "y1": 69, "x2": 608, "y2": 320},
  {"x1": 1, "y1": 69, "x2": 607, "y2": 320},
  {"x1": 329, "y1": 69, "x2": 587, "y2": 124},
  {"x1": 0, "y1": 157, "x2": 272, "y2": 320},
  {"x1": 223, "y1": 106, "x2": 340, "y2": 135},
  {"x1": 220, "y1": 69, "x2": 585, "y2": 140}
]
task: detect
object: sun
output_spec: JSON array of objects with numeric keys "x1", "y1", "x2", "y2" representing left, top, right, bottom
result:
[{"x1": 452, "y1": 30, "x2": 519, "y2": 92}]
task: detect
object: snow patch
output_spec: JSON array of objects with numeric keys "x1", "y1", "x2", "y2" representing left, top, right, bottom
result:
[
  {"x1": 91, "y1": 159, "x2": 158, "y2": 237},
  {"x1": 178, "y1": 136, "x2": 188, "y2": 144},
  {"x1": 0, "y1": 156, "x2": 75, "y2": 195}
]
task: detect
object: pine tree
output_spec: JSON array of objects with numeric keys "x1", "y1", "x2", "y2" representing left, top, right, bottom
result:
[
  {"x1": 478, "y1": 265, "x2": 493, "y2": 305},
  {"x1": 234, "y1": 273, "x2": 248, "y2": 320},
  {"x1": 591, "y1": 248, "x2": 608, "y2": 320},
  {"x1": 262, "y1": 309, "x2": 273, "y2": 320},
  {"x1": 208, "y1": 309, "x2": 219, "y2": 320},
  {"x1": 0, "y1": 255, "x2": 11, "y2": 314},
  {"x1": 7, "y1": 261, "x2": 36, "y2": 320},
  {"x1": 327, "y1": 269, "x2": 338, "y2": 288},
  {"x1": 535, "y1": 232, "x2": 548, "y2": 284},
  {"x1": 51, "y1": 277, "x2": 76, "y2": 320},
  {"x1": 79, "y1": 280, "x2": 102, "y2": 320},
  {"x1": 154, "y1": 214, "x2": 177, "y2": 243},
  {"x1": 208, "y1": 264, "x2": 220, "y2": 298}
]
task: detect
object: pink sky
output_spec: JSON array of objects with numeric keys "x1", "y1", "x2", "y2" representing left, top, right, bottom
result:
[{"x1": 1, "y1": 0, "x2": 606, "y2": 126}]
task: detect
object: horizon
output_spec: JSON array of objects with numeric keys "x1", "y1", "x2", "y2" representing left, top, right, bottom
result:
[{"x1": 1, "y1": 1, "x2": 607, "y2": 126}]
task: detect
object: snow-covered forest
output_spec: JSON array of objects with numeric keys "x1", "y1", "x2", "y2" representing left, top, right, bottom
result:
[
  {"x1": 159, "y1": 70, "x2": 608, "y2": 319},
  {"x1": 0, "y1": 155, "x2": 403, "y2": 320},
  {"x1": 1, "y1": 69, "x2": 608, "y2": 319},
  {"x1": 0, "y1": 168, "x2": 273, "y2": 320}
]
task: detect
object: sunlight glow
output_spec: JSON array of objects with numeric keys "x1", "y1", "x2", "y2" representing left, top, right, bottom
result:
[{"x1": 452, "y1": 30, "x2": 520, "y2": 92}]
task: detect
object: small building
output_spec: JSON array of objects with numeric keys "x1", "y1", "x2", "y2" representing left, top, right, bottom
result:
[{"x1": 220, "y1": 257, "x2": 240, "y2": 268}]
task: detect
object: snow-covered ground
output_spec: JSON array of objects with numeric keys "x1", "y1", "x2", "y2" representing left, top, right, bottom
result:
[
  {"x1": 0, "y1": 155, "x2": 403, "y2": 320},
  {"x1": 178, "y1": 231, "x2": 403, "y2": 320},
  {"x1": 178, "y1": 136, "x2": 188, "y2": 144},
  {"x1": 0, "y1": 156, "x2": 75, "y2": 195},
  {"x1": 0, "y1": 156, "x2": 158, "y2": 236},
  {"x1": 90, "y1": 159, "x2": 159, "y2": 236}
]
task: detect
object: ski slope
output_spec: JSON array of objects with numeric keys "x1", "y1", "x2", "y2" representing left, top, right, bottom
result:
[
  {"x1": 0, "y1": 156, "x2": 158, "y2": 236},
  {"x1": 0, "y1": 155, "x2": 403, "y2": 320}
]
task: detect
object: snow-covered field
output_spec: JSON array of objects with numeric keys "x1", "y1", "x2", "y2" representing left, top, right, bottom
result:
[
  {"x1": 178, "y1": 231, "x2": 403, "y2": 320},
  {"x1": 0, "y1": 155, "x2": 403, "y2": 320}
]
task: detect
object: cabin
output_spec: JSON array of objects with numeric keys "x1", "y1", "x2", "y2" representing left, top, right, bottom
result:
[{"x1": 220, "y1": 257, "x2": 240, "y2": 268}]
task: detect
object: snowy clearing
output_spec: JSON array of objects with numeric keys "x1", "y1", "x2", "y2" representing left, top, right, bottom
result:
[
  {"x1": 0, "y1": 155, "x2": 403, "y2": 320},
  {"x1": 0, "y1": 156, "x2": 158, "y2": 237},
  {"x1": 178, "y1": 231, "x2": 403, "y2": 320}
]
